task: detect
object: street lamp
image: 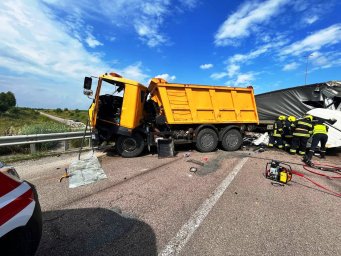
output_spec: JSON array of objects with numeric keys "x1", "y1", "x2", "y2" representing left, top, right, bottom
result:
[{"x1": 305, "y1": 53, "x2": 313, "y2": 85}]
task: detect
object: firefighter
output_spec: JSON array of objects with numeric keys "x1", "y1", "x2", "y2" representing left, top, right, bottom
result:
[
  {"x1": 290, "y1": 115, "x2": 313, "y2": 155},
  {"x1": 283, "y1": 115, "x2": 296, "y2": 150},
  {"x1": 303, "y1": 119, "x2": 328, "y2": 165},
  {"x1": 268, "y1": 115, "x2": 285, "y2": 149}
]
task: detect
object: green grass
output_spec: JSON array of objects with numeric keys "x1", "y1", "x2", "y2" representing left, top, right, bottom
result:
[
  {"x1": 0, "y1": 107, "x2": 91, "y2": 156},
  {"x1": 0, "y1": 107, "x2": 57, "y2": 136},
  {"x1": 44, "y1": 108, "x2": 89, "y2": 124}
]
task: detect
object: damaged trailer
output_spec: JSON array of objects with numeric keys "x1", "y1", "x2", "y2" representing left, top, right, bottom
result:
[
  {"x1": 256, "y1": 81, "x2": 341, "y2": 124},
  {"x1": 255, "y1": 81, "x2": 341, "y2": 148}
]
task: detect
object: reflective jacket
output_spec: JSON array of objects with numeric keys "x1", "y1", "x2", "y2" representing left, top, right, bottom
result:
[
  {"x1": 293, "y1": 119, "x2": 313, "y2": 138},
  {"x1": 313, "y1": 124, "x2": 328, "y2": 135},
  {"x1": 272, "y1": 120, "x2": 283, "y2": 137},
  {"x1": 283, "y1": 120, "x2": 295, "y2": 138}
]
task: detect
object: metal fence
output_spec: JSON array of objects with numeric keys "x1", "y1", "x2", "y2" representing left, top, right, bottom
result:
[{"x1": 0, "y1": 131, "x2": 92, "y2": 153}]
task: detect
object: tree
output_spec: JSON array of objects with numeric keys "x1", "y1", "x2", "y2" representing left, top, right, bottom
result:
[{"x1": 0, "y1": 91, "x2": 16, "y2": 113}]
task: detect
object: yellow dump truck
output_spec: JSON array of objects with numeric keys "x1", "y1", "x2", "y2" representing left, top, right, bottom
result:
[{"x1": 83, "y1": 73, "x2": 259, "y2": 157}]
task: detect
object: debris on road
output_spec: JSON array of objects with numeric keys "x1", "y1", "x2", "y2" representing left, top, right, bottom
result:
[
  {"x1": 189, "y1": 167, "x2": 198, "y2": 173},
  {"x1": 186, "y1": 159, "x2": 205, "y2": 166},
  {"x1": 68, "y1": 152, "x2": 107, "y2": 188},
  {"x1": 59, "y1": 168, "x2": 71, "y2": 182}
]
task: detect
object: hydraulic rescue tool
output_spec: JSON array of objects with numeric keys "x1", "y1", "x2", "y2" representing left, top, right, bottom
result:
[
  {"x1": 264, "y1": 159, "x2": 341, "y2": 197},
  {"x1": 265, "y1": 160, "x2": 292, "y2": 184}
]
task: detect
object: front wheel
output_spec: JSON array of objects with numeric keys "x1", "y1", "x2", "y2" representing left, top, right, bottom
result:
[
  {"x1": 116, "y1": 133, "x2": 145, "y2": 157},
  {"x1": 221, "y1": 129, "x2": 242, "y2": 151},
  {"x1": 195, "y1": 128, "x2": 218, "y2": 152}
]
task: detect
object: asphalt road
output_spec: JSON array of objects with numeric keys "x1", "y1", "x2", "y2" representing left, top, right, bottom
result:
[{"x1": 15, "y1": 147, "x2": 341, "y2": 256}]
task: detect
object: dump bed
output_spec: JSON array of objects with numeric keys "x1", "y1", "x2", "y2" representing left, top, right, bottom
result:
[{"x1": 149, "y1": 78, "x2": 259, "y2": 125}]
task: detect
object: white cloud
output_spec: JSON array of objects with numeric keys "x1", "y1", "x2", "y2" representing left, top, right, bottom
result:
[
  {"x1": 309, "y1": 51, "x2": 341, "y2": 70},
  {"x1": 235, "y1": 73, "x2": 255, "y2": 85},
  {"x1": 42, "y1": 0, "x2": 197, "y2": 48},
  {"x1": 303, "y1": 15, "x2": 319, "y2": 25},
  {"x1": 0, "y1": 0, "x2": 149, "y2": 109},
  {"x1": 228, "y1": 38, "x2": 288, "y2": 65},
  {"x1": 214, "y1": 0, "x2": 289, "y2": 46},
  {"x1": 117, "y1": 62, "x2": 150, "y2": 84},
  {"x1": 181, "y1": 0, "x2": 199, "y2": 9},
  {"x1": 210, "y1": 72, "x2": 228, "y2": 80},
  {"x1": 227, "y1": 64, "x2": 240, "y2": 77},
  {"x1": 85, "y1": 34, "x2": 103, "y2": 48},
  {"x1": 281, "y1": 24, "x2": 341, "y2": 56},
  {"x1": 134, "y1": 21, "x2": 167, "y2": 47},
  {"x1": 155, "y1": 73, "x2": 176, "y2": 81},
  {"x1": 108, "y1": 36, "x2": 116, "y2": 42},
  {"x1": 282, "y1": 62, "x2": 299, "y2": 71},
  {"x1": 200, "y1": 64, "x2": 213, "y2": 70}
]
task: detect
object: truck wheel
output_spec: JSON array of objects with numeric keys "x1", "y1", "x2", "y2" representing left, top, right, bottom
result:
[
  {"x1": 195, "y1": 128, "x2": 218, "y2": 152},
  {"x1": 116, "y1": 133, "x2": 145, "y2": 157},
  {"x1": 221, "y1": 129, "x2": 242, "y2": 151}
]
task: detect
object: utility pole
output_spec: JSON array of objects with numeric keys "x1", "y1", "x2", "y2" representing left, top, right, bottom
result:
[{"x1": 305, "y1": 53, "x2": 313, "y2": 85}]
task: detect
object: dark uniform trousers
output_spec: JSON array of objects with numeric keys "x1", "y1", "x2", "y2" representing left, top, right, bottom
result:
[
  {"x1": 291, "y1": 136, "x2": 309, "y2": 155},
  {"x1": 290, "y1": 119, "x2": 313, "y2": 155},
  {"x1": 306, "y1": 133, "x2": 328, "y2": 160}
]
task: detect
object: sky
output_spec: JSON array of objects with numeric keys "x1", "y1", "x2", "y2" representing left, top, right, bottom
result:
[{"x1": 0, "y1": 0, "x2": 340, "y2": 110}]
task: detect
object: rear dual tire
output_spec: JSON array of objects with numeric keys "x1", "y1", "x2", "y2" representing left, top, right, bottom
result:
[
  {"x1": 195, "y1": 128, "x2": 218, "y2": 152},
  {"x1": 221, "y1": 129, "x2": 242, "y2": 151}
]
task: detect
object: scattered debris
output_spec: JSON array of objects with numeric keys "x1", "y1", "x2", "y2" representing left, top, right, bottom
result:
[
  {"x1": 59, "y1": 168, "x2": 71, "y2": 182},
  {"x1": 186, "y1": 159, "x2": 205, "y2": 166},
  {"x1": 183, "y1": 152, "x2": 191, "y2": 158},
  {"x1": 68, "y1": 152, "x2": 107, "y2": 188},
  {"x1": 254, "y1": 147, "x2": 265, "y2": 153},
  {"x1": 189, "y1": 167, "x2": 198, "y2": 173}
]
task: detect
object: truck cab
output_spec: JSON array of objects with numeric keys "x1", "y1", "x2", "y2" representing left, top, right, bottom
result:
[{"x1": 84, "y1": 73, "x2": 148, "y2": 157}]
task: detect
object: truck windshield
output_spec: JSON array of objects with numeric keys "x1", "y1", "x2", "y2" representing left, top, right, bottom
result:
[{"x1": 100, "y1": 79, "x2": 125, "y2": 97}]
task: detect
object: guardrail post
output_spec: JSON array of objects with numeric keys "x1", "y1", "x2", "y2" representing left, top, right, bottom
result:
[
  {"x1": 30, "y1": 143, "x2": 36, "y2": 154},
  {"x1": 63, "y1": 140, "x2": 69, "y2": 151}
]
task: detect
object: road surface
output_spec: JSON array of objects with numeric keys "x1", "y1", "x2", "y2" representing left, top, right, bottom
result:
[{"x1": 13, "y1": 147, "x2": 341, "y2": 256}]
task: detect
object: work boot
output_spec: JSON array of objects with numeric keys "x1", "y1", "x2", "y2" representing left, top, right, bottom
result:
[{"x1": 320, "y1": 151, "x2": 326, "y2": 159}]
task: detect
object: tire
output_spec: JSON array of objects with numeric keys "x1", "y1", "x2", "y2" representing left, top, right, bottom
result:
[
  {"x1": 221, "y1": 129, "x2": 242, "y2": 151},
  {"x1": 195, "y1": 128, "x2": 218, "y2": 152},
  {"x1": 116, "y1": 133, "x2": 145, "y2": 157}
]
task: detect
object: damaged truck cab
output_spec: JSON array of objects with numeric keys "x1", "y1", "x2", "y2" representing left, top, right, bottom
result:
[
  {"x1": 84, "y1": 72, "x2": 259, "y2": 157},
  {"x1": 84, "y1": 73, "x2": 148, "y2": 157}
]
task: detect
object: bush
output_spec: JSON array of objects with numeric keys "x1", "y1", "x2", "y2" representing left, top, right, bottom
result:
[
  {"x1": 0, "y1": 91, "x2": 16, "y2": 113},
  {"x1": 19, "y1": 123, "x2": 70, "y2": 151},
  {"x1": 55, "y1": 108, "x2": 62, "y2": 113}
]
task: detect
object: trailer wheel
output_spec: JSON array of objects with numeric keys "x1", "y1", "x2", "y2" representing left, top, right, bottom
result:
[
  {"x1": 195, "y1": 128, "x2": 218, "y2": 152},
  {"x1": 221, "y1": 129, "x2": 242, "y2": 151},
  {"x1": 116, "y1": 133, "x2": 145, "y2": 157}
]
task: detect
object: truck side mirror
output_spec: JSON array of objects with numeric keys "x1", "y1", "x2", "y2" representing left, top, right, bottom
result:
[{"x1": 84, "y1": 77, "x2": 92, "y2": 90}]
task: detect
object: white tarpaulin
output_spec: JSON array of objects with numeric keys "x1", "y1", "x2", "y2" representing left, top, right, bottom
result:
[{"x1": 68, "y1": 152, "x2": 107, "y2": 188}]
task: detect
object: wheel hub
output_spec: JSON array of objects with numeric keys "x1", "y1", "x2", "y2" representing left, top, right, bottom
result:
[{"x1": 123, "y1": 138, "x2": 137, "y2": 151}]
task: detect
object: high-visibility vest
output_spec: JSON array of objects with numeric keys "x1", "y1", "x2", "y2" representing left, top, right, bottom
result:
[
  {"x1": 293, "y1": 120, "x2": 313, "y2": 137},
  {"x1": 272, "y1": 120, "x2": 283, "y2": 137},
  {"x1": 313, "y1": 124, "x2": 328, "y2": 135}
]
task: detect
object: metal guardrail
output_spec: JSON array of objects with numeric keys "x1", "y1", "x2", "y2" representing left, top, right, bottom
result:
[{"x1": 0, "y1": 131, "x2": 92, "y2": 153}]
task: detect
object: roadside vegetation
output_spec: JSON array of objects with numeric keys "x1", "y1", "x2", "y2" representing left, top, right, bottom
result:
[
  {"x1": 0, "y1": 107, "x2": 62, "y2": 135},
  {"x1": 0, "y1": 91, "x2": 89, "y2": 158},
  {"x1": 43, "y1": 108, "x2": 89, "y2": 124}
]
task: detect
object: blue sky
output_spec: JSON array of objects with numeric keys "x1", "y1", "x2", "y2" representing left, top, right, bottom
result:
[{"x1": 0, "y1": 0, "x2": 340, "y2": 110}]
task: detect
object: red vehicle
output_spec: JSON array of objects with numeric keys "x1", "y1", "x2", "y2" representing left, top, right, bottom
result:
[{"x1": 0, "y1": 162, "x2": 42, "y2": 256}]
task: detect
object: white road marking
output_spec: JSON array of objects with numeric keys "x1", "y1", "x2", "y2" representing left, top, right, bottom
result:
[{"x1": 158, "y1": 157, "x2": 249, "y2": 256}]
